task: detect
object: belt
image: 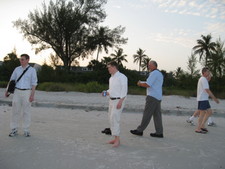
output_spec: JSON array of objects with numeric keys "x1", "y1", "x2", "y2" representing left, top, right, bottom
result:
[
  {"x1": 110, "y1": 97, "x2": 121, "y2": 100},
  {"x1": 16, "y1": 88, "x2": 30, "y2": 90}
]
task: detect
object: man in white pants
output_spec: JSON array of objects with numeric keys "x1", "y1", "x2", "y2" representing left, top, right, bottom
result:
[
  {"x1": 5, "y1": 54, "x2": 38, "y2": 137},
  {"x1": 104, "y1": 61, "x2": 127, "y2": 147}
]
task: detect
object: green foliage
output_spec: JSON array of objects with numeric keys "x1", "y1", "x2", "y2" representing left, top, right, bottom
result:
[
  {"x1": 128, "y1": 86, "x2": 146, "y2": 95},
  {"x1": 14, "y1": 0, "x2": 107, "y2": 70},
  {"x1": 37, "y1": 81, "x2": 107, "y2": 93},
  {"x1": 133, "y1": 48, "x2": 148, "y2": 72},
  {"x1": 0, "y1": 51, "x2": 20, "y2": 81},
  {"x1": 88, "y1": 26, "x2": 128, "y2": 61},
  {"x1": 193, "y1": 34, "x2": 217, "y2": 65},
  {"x1": 110, "y1": 48, "x2": 128, "y2": 67},
  {"x1": 163, "y1": 87, "x2": 197, "y2": 97},
  {"x1": 37, "y1": 82, "x2": 71, "y2": 91},
  {"x1": 0, "y1": 81, "x2": 8, "y2": 88},
  {"x1": 85, "y1": 81, "x2": 106, "y2": 93},
  {"x1": 37, "y1": 64, "x2": 55, "y2": 82}
]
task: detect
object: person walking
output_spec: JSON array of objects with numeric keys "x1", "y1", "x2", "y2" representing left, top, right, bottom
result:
[
  {"x1": 195, "y1": 67, "x2": 219, "y2": 134},
  {"x1": 103, "y1": 61, "x2": 128, "y2": 147},
  {"x1": 186, "y1": 73, "x2": 215, "y2": 126},
  {"x1": 130, "y1": 60, "x2": 164, "y2": 138},
  {"x1": 5, "y1": 54, "x2": 38, "y2": 137}
]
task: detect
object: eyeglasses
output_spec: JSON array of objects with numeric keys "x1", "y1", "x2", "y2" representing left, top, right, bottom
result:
[{"x1": 20, "y1": 58, "x2": 26, "y2": 61}]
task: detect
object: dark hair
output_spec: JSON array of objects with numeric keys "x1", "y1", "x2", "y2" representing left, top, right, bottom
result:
[
  {"x1": 20, "y1": 54, "x2": 30, "y2": 60},
  {"x1": 107, "y1": 61, "x2": 118, "y2": 70},
  {"x1": 202, "y1": 67, "x2": 209, "y2": 74}
]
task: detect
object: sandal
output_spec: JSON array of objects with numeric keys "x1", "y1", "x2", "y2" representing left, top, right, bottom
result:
[
  {"x1": 201, "y1": 128, "x2": 208, "y2": 132},
  {"x1": 195, "y1": 130, "x2": 207, "y2": 134}
]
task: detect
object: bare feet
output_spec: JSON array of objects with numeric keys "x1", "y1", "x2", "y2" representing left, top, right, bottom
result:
[
  {"x1": 108, "y1": 136, "x2": 120, "y2": 147},
  {"x1": 112, "y1": 139, "x2": 120, "y2": 147},
  {"x1": 108, "y1": 139, "x2": 116, "y2": 144}
]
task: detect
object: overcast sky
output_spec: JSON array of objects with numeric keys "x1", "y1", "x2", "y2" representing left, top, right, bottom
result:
[{"x1": 0, "y1": 0, "x2": 225, "y2": 72}]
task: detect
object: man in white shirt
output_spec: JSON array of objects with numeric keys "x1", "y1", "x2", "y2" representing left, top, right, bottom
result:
[
  {"x1": 195, "y1": 67, "x2": 219, "y2": 134},
  {"x1": 103, "y1": 61, "x2": 128, "y2": 147},
  {"x1": 5, "y1": 54, "x2": 38, "y2": 137}
]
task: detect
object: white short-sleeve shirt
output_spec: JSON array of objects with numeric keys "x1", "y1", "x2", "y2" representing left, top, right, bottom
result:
[{"x1": 197, "y1": 76, "x2": 209, "y2": 101}]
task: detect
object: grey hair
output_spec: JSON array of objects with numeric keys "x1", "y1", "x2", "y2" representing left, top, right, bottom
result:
[{"x1": 150, "y1": 60, "x2": 158, "y2": 68}]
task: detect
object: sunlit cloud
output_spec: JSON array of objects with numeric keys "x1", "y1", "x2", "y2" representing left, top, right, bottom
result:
[
  {"x1": 151, "y1": 0, "x2": 225, "y2": 20},
  {"x1": 177, "y1": 0, "x2": 186, "y2": 7},
  {"x1": 147, "y1": 29, "x2": 195, "y2": 48},
  {"x1": 204, "y1": 22, "x2": 225, "y2": 39},
  {"x1": 113, "y1": 5, "x2": 121, "y2": 9}
]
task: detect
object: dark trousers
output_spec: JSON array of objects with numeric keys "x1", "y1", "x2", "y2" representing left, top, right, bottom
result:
[{"x1": 137, "y1": 96, "x2": 163, "y2": 134}]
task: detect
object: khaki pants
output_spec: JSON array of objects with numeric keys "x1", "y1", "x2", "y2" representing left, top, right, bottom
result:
[
  {"x1": 108, "y1": 99, "x2": 125, "y2": 136},
  {"x1": 11, "y1": 89, "x2": 31, "y2": 132}
]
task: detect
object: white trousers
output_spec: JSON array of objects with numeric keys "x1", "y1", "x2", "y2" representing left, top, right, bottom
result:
[
  {"x1": 108, "y1": 99, "x2": 125, "y2": 136},
  {"x1": 11, "y1": 89, "x2": 31, "y2": 132}
]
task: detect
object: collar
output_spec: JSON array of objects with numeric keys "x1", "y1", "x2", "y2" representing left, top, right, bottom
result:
[
  {"x1": 21, "y1": 64, "x2": 30, "y2": 69},
  {"x1": 112, "y1": 71, "x2": 119, "y2": 76}
]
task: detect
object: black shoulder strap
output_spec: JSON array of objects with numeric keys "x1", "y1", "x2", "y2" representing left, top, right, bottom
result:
[{"x1": 16, "y1": 66, "x2": 30, "y2": 83}]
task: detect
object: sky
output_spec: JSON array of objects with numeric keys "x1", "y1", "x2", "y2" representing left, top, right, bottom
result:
[{"x1": 0, "y1": 0, "x2": 225, "y2": 72}]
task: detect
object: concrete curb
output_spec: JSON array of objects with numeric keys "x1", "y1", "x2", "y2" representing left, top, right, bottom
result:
[{"x1": 1, "y1": 99, "x2": 224, "y2": 117}]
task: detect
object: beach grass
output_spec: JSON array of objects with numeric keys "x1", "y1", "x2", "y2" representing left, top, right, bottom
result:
[
  {"x1": 37, "y1": 81, "x2": 108, "y2": 93},
  {"x1": 1, "y1": 81, "x2": 224, "y2": 98}
]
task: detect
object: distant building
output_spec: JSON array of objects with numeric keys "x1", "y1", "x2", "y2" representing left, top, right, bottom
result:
[
  {"x1": 56, "y1": 66, "x2": 93, "y2": 72},
  {"x1": 29, "y1": 63, "x2": 42, "y2": 71},
  {"x1": 71, "y1": 66, "x2": 93, "y2": 72}
]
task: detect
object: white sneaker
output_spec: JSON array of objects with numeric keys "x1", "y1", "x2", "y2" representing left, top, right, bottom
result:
[
  {"x1": 186, "y1": 119, "x2": 194, "y2": 125},
  {"x1": 24, "y1": 131, "x2": 30, "y2": 137},
  {"x1": 9, "y1": 129, "x2": 18, "y2": 137},
  {"x1": 208, "y1": 122, "x2": 216, "y2": 126}
]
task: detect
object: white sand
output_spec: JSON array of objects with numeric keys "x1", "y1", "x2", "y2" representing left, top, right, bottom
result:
[{"x1": 0, "y1": 88, "x2": 225, "y2": 169}]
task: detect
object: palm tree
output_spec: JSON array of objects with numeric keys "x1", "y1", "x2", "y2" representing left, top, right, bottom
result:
[
  {"x1": 110, "y1": 48, "x2": 127, "y2": 67},
  {"x1": 187, "y1": 53, "x2": 199, "y2": 77},
  {"x1": 141, "y1": 57, "x2": 151, "y2": 71},
  {"x1": 88, "y1": 26, "x2": 114, "y2": 61},
  {"x1": 207, "y1": 38, "x2": 225, "y2": 78},
  {"x1": 101, "y1": 56, "x2": 114, "y2": 66},
  {"x1": 174, "y1": 67, "x2": 184, "y2": 79},
  {"x1": 133, "y1": 48, "x2": 147, "y2": 71},
  {"x1": 192, "y1": 34, "x2": 217, "y2": 66}
]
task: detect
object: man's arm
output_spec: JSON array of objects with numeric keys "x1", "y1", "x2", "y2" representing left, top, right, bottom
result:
[
  {"x1": 29, "y1": 85, "x2": 36, "y2": 102},
  {"x1": 205, "y1": 89, "x2": 219, "y2": 103},
  {"x1": 137, "y1": 81, "x2": 150, "y2": 88},
  {"x1": 117, "y1": 76, "x2": 128, "y2": 109}
]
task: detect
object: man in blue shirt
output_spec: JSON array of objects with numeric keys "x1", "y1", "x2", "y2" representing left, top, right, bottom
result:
[{"x1": 130, "y1": 60, "x2": 164, "y2": 138}]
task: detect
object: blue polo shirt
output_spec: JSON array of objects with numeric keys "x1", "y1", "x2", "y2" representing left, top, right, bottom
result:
[{"x1": 146, "y1": 70, "x2": 163, "y2": 100}]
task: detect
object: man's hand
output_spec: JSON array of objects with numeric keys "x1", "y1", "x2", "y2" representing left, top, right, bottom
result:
[
  {"x1": 214, "y1": 98, "x2": 219, "y2": 104},
  {"x1": 137, "y1": 81, "x2": 141, "y2": 86},
  {"x1": 29, "y1": 95, "x2": 34, "y2": 102},
  {"x1": 117, "y1": 99, "x2": 123, "y2": 109}
]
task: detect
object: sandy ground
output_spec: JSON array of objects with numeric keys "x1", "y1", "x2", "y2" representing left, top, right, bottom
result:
[
  {"x1": 1, "y1": 88, "x2": 224, "y2": 116},
  {"x1": 0, "y1": 88, "x2": 225, "y2": 169}
]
